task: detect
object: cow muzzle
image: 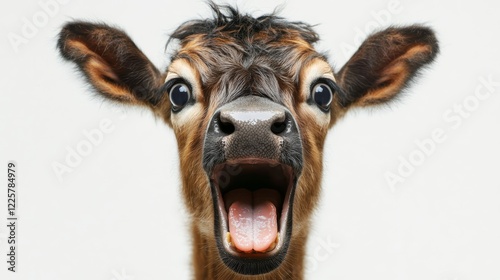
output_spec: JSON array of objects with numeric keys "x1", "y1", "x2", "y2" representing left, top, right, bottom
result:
[{"x1": 202, "y1": 96, "x2": 303, "y2": 275}]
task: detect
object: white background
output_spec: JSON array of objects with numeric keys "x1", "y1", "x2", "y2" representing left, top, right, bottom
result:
[{"x1": 1, "y1": 0, "x2": 499, "y2": 279}]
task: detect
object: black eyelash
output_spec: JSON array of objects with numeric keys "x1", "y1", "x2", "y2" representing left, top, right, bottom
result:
[
  {"x1": 309, "y1": 78, "x2": 339, "y2": 95},
  {"x1": 163, "y1": 77, "x2": 191, "y2": 93}
]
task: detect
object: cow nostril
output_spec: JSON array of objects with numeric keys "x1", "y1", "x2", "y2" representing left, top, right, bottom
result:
[
  {"x1": 220, "y1": 121, "x2": 235, "y2": 135},
  {"x1": 218, "y1": 116, "x2": 235, "y2": 135},
  {"x1": 271, "y1": 121, "x2": 287, "y2": 135}
]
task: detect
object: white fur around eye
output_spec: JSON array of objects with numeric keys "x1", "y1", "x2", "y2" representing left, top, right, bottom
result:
[
  {"x1": 165, "y1": 59, "x2": 204, "y2": 130},
  {"x1": 300, "y1": 59, "x2": 335, "y2": 127},
  {"x1": 171, "y1": 102, "x2": 204, "y2": 130}
]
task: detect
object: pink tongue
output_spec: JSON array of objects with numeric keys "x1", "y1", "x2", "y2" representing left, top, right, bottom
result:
[
  {"x1": 225, "y1": 188, "x2": 280, "y2": 253},
  {"x1": 225, "y1": 189, "x2": 253, "y2": 252}
]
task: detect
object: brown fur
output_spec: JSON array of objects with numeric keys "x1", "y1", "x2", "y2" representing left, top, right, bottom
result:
[{"x1": 57, "y1": 3, "x2": 438, "y2": 279}]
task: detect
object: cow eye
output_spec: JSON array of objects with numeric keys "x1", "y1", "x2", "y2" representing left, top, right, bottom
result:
[
  {"x1": 312, "y1": 83, "x2": 333, "y2": 111},
  {"x1": 169, "y1": 83, "x2": 190, "y2": 111}
]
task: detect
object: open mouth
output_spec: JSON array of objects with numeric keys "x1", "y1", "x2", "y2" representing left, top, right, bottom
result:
[{"x1": 209, "y1": 158, "x2": 297, "y2": 275}]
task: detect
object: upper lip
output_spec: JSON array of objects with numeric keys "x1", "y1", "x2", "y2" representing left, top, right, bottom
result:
[{"x1": 212, "y1": 159, "x2": 291, "y2": 200}]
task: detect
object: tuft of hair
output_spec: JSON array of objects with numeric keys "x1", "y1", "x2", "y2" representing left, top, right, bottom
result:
[{"x1": 167, "y1": 1, "x2": 319, "y2": 48}]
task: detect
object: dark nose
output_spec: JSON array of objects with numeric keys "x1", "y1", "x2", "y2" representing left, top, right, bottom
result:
[
  {"x1": 203, "y1": 96, "x2": 301, "y2": 164},
  {"x1": 218, "y1": 102, "x2": 287, "y2": 136}
]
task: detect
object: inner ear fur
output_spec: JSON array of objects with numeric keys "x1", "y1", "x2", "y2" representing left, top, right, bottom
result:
[
  {"x1": 337, "y1": 25, "x2": 439, "y2": 107},
  {"x1": 57, "y1": 21, "x2": 165, "y2": 107}
]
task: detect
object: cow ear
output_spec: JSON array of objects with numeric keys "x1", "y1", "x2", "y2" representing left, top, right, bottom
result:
[
  {"x1": 337, "y1": 25, "x2": 439, "y2": 107},
  {"x1": 57, "y1": 21, "x2": 166, "y2": 107}
]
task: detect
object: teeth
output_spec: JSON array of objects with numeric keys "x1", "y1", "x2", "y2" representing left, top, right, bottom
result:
[
  {"x1": 266, "y1": 235, "x2": 279, "y2": 252},
  {"x1": 226, "y1": 232, "x2": 231, "y2": 245}
]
